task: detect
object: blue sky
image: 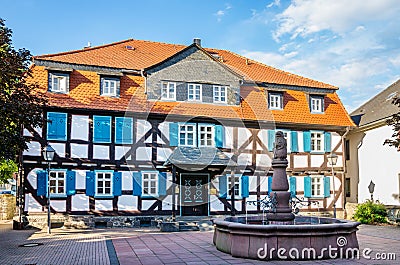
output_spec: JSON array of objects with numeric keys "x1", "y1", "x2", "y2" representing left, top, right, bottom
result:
[{"x1": 2, "y1": 0, "x2": 400, "y2": 112}]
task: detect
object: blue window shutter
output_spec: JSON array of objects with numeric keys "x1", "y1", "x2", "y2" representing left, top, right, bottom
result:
[
  {"x1": 241, "y1": 175, "x2": 249, "y2": 198},
  {"x1": 215, "y1": 125, "x2": 224, "y2": 148},
  {"x1": 113, "y1": 172, "x2": 122, "y2": 196},
  {"x1": 303, "y1": 131, "x2": 311, "y2": 153},
  {"x1": 304, "y1": 176, "x2": 311, "y2": 198},
  {"x1": 158, "y1": 172, "x2": 167, "y2": 196},
  {"x1": 85, "y1": 171, "x2": 95, "y2": 196},
  {"x1": 66, "y1": 170, "x2": 76, "y2": 196},
  {"x1": 93, "y1": 116, "x2": 111, "y2": 143},
  {"x1": 324, "y1": 132, "x2": 332, "y2": 153},
  {"x1": 47, "y1": 112, "x2": 67, "y2": 140},
  {"x1": 324, "y1": 176, "x2": 331, "y2": 198},
  {"x1": 115, "y1": 117, "x2": 133, "y2": 144},
  {"x1": 133, "y1": 172, "x2": 142, "y2": 196},
  {"x1": 268, "y1": 130, "x2": 275, "y2": 151},
  {"x1": 289, "y1": 176, "x2": 296, "y2": 198},
  {"x1": 169, "y1": 123, "x2": 178, "y2": 147},
  {"x1": 268, "y1": 176, "x2": 273, "y2": 194},
  {"x1": 37, "y1": 170, "x2": 48, "y2": 197},
  {"x1": 291, "y1": 131, "x2": 299, "y2": 152},
  {"x1": 219, "y1": 175, "x2": 227, "y2": 198}
]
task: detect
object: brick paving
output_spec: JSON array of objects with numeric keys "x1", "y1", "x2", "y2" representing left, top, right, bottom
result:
[{"x1": 0, "y1": 221, "x2": 399, "y2": 265}]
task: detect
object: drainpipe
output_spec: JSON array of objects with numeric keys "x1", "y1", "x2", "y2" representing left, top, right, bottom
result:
[{"x1": 341, "y1": 126, "x2": 351, "y2": 216}]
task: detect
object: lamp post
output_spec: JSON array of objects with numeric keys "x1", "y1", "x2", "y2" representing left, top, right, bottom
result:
[
  {"x1": 327, "y1": 153, "x2": 338, "y2": 218},
  {"x1": 368, "y1": 180, "x2": 375, "y2": 201},
  {"x1": 42, "y1": 144, "x2": 55, "y2": 234}
]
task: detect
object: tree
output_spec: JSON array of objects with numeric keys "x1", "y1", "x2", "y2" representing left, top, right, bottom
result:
[
  {"x1": 384, "y1": 96, "x2": 400, "y2": 150},
  {"x1": 0, "y1": 159, "x2": 17, "y2": 184},
  {"x1": 0, "y1": 18, "x2": 47, "y2": 160}
]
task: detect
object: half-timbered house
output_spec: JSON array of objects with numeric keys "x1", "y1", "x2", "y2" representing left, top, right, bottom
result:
[{"x1": 22, "y1": 38, "x2": 355, "y2": 226}]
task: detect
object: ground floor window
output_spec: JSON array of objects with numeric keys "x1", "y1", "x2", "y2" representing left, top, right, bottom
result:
[
  {"x1": 142, "y1": 172, "x2": 158, "y2": 196},
  {"x1": 96, "y1": 171, "x2": 113, "y2": 196},
  {"x1": 49, "y1": 170, "x2": 65, "y2": 196},
  {"x1": 227, "y1": 175, "x2": 240, "y2": 198}
]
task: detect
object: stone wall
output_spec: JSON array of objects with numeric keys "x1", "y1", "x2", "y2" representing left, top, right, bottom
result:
[{"x1": 0, "y1": 195, "x2": 16, "y2": 220}]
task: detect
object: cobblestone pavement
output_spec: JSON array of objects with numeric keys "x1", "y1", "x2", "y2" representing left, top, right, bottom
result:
[{"x1": 0, "y1": 221, "x2": 399, "y2": 265}]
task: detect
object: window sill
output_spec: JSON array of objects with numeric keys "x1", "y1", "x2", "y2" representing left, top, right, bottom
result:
[
  {"x1": 94, "y1": 195, "x2": 114, "y2": 199},
  {"x1": 50, "y1": 194, "x2": 67, "y2": 198},
  {"x1": 48, "y1": 90, "x2": 68, "y2": 94}
]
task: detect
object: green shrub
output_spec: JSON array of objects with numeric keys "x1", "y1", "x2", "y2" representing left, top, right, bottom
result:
[{"x1": 352, "y1": 200, "x2": 388, "y2": 224}]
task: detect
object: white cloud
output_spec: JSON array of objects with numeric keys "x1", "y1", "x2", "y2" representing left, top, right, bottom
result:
[
  {"x1": 273, "y1": 0, "x2": 400, "y2": 41},
  {"x1": 215, "y1": 3, "x2": 233, "y2": 22},
  {"x1": 267, "y1": 0, "x2": 281, "y2": 8}
]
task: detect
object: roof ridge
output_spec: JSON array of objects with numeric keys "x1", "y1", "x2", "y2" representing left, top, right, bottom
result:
[
  {"x1": 351, "y1": 78, "x2": 400, "y2": 115},
  {"x1": 34, "y1": 38, "x2": 135, "y2": 58},
  {"x1": 217, "y1": 48, "x2": 337, "y2": 89}
]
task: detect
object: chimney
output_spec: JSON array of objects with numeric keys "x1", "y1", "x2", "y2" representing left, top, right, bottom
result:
[{"x1": 193, "y1": 38, "x2": 201, "y2": 46}]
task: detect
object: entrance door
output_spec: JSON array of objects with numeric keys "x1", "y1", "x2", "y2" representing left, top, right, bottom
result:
[{"x1": 180, "y1": 174, "x2": 209, "y2": 216}]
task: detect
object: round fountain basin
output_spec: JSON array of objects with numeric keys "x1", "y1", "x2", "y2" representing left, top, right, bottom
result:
[{"x1": 213, "y1": 216, "x2": 360, "y2": 260}]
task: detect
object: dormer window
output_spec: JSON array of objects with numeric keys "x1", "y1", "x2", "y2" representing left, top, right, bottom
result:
[
  {"x1": 48, "y1": 72, "x2": 69, "y2": 93},
  {"x1": 188, "y1": 83, "x2": 202, "y2": 101},
  {"x1": 100, "y1": 77, "x2": 120, "y2": 97},
  {"x1": 161, "y1": 81, "x2": 176, "y2": 100},
  {"x1": 310, "y1": 95, "x2": 324, "y2": 113},
  {"x1": 269, "y1": 92, "x2": 283, "y2": 110},
  {"x1": 213, "y1": 85, "x2": 227, "y2": 103}
]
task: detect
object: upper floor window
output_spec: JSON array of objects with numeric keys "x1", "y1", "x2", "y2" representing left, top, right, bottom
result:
[
  {"x1": 310, "y1": 96, "x2": 324, "y2": 113},
  {"x1": 142, "y1": 172, "x2": 158, "y2": 197},
  {"x1": 49, "y1": 170, "x2": 66, "y2": 196},
  {"x1": 179, "y1": 124, "x2": 196, "y2": 146},
  {"x1": 269, "y1": 92, "x2": 283, "y2": 110},
  {"x1": 213, "y1": 85, "x2": 227, "y2": 103},
  {"x1": 101, "y1": 77, "x2": 120, "y2": 97},
  {"x1": 47, "y1": 112, "x2": 67, "y2": 141},
  {"x1": 227, "y1": 175, "x2": 240, "y2": 198},
  {"x1": 188, "y1": 83, "x2": 202, "y2": 101},
  {"x1": 93, "y1": 115, "x2": 111, "y2": 143},
  {"x1": 199, "y1": 125, "x2": 214, "y2": 147},
  {"x1": 48, "y1": 72, "x2": 69, "y2": 93},
  {"x1": 161, "y1": 82, "x2": 176, "y2": 100},
  {"x1": 311, "y1": 131, "x2": 324, "y2": 152}
]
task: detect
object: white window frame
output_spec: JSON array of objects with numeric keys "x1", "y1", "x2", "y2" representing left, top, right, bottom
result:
[
  {"x1": 311, "y1": 175, "x2": 325, "y2": 197},
  {"x1": 198, "y1": 124, "x2": 214, "y2": 147},
  {"x1": 161, "y1": 81, "x2": 176, "y2": 100},
  {"x1": 49, "y1": 170, "x2": 66, "y2": 197},
  {"x1": 310, "y1": 96, "x2": 324, "y2": 113},
  {"x1": 188, "y1": 83, "x2": 202, "y2": 101},
  {"x1": 95, "y1": 171, "x2": 113, "y2": 197},
  {"x1": 179, "y1": 123, "x2": 197, "y2": 147},
  {"x1": 213, "y1": 85, "x2": 227, "y2": 103},
  {"x1": 279, "y1": 129, "x2": 291, "y2": 153},
  {"x1": 227, "y1": 174, "x2": 242, "y2": 199},
  {"x1": 102, "y1": 79, "x2": 117, "y2": 96},
  {"x1": 51, "y1": 73, "x2": 68, "y2": 93},
  {"x1": 269, "y1": 93, "x2": 283, "y2": 110},
  {"x1": 310, "y1": 131, "x2": 324, "y2": 153},
  {"x1": 142, "y1": 171, "x2": 158, "y2": 197}
]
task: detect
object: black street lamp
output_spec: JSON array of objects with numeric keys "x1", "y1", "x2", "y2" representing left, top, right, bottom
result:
[
  {"x1": 327, "y1": 153, "x2": 338, "y2": 218},
  {"x1": 42, "y1": 144, "x2": 55, "y2": 234}
]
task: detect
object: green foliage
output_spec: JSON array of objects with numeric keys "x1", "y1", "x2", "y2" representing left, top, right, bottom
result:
[
  {"x1": 353, "y1": 200, "x2": 388, "y2": 224},
  {"x1": 384, "y1": 96, "x2": 400, "y2": 150},
  {"x1": 0, "y1": 18, "x2": 47, "y2": 159},
  {"x1": 0, "y1": 159, "x2": 17, "y2": 184}
]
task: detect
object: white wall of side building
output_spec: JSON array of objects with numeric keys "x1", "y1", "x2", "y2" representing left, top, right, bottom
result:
[{"x1": 358, "y1": 126, "x2": 400, "y2": 205}]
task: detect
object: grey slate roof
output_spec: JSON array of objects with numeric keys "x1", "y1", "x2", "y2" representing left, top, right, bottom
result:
[
  {"x1": 351, "y1": 79, "x2": 400, "y2": 127},
  {"x1": 164, "y1": 147, "x2": 236, "y2": 167}
]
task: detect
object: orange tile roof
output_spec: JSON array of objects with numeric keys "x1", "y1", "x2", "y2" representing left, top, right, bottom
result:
[
  {"x1": 35, "y1": 39, "x2": 337, "y2": 89},
  {"x1": 30, "y1": 39, "x2": 354, "y2": 127}
]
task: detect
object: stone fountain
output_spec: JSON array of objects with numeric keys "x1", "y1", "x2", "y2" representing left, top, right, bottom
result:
[{"x1": 213, "y1": 131, "x2": 360, "y2": 260}]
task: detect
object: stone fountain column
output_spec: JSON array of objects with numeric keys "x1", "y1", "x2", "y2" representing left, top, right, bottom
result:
[{"x1": 266, "y1": 131, "x2": 295, "y2": 224}]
